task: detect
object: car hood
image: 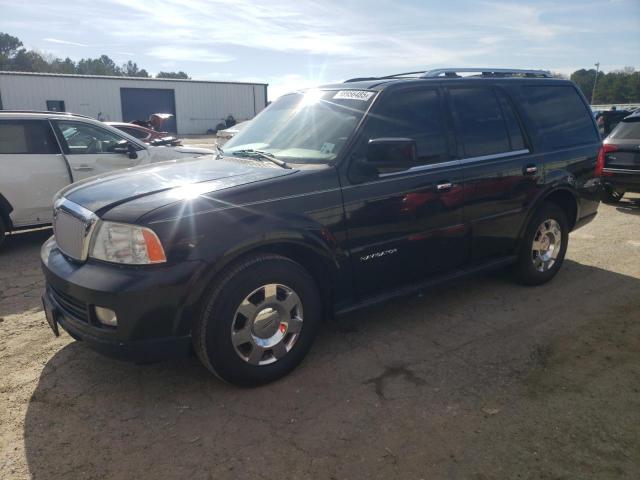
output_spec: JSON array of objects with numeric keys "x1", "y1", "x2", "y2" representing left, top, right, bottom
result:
[
  {"x1": 148, "y1": 145, "x2": 215, "y2": 161},
  {"x1": 61, "y1": 155, "x2": 295, "y2": 215}
]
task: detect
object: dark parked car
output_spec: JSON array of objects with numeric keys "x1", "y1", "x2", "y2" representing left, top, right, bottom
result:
[
  {"x1": 599, "y1": 110, "x2": 640, "y2": 203},
  {"x1": 41, "y1": 68, "x2": 602, "y2": 386},
  {"x1": 595, "y1": 108, "x2": 633, "y2": 137}
]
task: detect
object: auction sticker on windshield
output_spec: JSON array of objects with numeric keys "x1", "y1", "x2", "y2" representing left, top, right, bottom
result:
[{"x1": 333, "y1": 90, "x2": 375, "y2": 101}]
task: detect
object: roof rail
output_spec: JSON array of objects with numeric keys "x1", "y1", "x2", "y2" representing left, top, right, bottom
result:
[
  {"x1": 0, "y1": 110, "x2": 95, "y2": 119},
  {"x1": 344, "y1": 71, "x2": 429, "y2": 82},
  {"x1": 422, "y1": 68, "x2": 552, "y2": 78},
  {"x1": 344, "y1": 68, "x2": 552, "y2": 83}
]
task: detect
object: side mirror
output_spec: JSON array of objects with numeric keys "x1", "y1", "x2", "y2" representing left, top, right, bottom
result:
[
  {"x1": 112, "y1": 140, "x2": 139, "y2": 159},
  {"x1": 366, "y1": 138, "x2": 417, "y2": 170}
]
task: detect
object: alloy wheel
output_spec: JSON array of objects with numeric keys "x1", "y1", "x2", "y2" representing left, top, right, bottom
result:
[
  {"x1": 231, "y1": 283, "x2": 303, "y2": 365},
  {"x1": 531, "y1": 219, "x2": 562, "y2": 272}
]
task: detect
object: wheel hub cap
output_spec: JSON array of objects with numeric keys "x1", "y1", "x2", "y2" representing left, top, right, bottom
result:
[
  {"x1": 231, "y1": 283, "x2": 303, "y2": 366},
  {"x1": 531, "y1": 219, "x2": 562, "y2": 272}
]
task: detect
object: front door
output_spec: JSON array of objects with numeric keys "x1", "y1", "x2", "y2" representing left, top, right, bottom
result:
[
  {"x1": 341, "y1": 86, "x2": 467, "y2": 297},
  {"x1": 52, "y1": 120, "x2": 148, "y2": 181}
]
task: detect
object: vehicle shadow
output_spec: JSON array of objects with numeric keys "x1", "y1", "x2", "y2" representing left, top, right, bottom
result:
[
  {"x1": 0, "y1": 228, "x2": 50, "y2": 318},
  {"x1": 23, "y1": 260, "x2": 640, "y2": 479},
  {"x1": 616, "y1": 193, "x2": 640, "y2": 216}
]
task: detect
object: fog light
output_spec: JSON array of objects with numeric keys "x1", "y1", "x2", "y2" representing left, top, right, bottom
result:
[{"x1": 94, "y1": 306, "x2": 118, "y2": 326}]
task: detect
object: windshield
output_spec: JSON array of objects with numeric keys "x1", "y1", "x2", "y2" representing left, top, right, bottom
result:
[{"x1": 224, "y1": 89, "x2": 376, "y2": 164}]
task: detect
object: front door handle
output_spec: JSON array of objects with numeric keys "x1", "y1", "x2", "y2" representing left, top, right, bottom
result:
[
  {"x1": 436, "y1": 181, "x2": 453, "y2": 192},
  {"x1": 73, "y1": 164, "x2": 94, "y2": 172},
  {"x1": 523, "y1": 164, "x2": 538, "y2": 175}
]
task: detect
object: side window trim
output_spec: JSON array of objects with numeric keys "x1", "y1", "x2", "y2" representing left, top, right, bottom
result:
[{"x1": 379, "y1": 147, "x2": 531, "y2": 178}]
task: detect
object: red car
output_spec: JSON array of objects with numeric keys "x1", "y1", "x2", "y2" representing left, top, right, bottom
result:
[{"x1": 106, "y1": 113, "x2": 181, "y2": 146}]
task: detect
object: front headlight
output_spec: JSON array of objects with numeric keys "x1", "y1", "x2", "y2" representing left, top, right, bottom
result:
[{"x1": 90, "y1": 221, "x2": 166, "y2": 265}]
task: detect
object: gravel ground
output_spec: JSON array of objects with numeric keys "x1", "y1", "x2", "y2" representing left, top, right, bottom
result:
[{"x1": 1, "y1": 195, "x2": 639, "y2": 480}]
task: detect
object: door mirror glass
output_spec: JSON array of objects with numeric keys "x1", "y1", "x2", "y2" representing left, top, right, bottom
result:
[{"x1": 366, "y1": 137, "x2": 417, "y2": 170}]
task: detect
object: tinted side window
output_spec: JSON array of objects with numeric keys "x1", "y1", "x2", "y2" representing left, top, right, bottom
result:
[
  {"x1": 0, "y1": 120, "x2": 60, "y2": 154},
  {"x1": 449, "y1": 88, "x2": 512, "y2": 158},
  {"x1": 524, "y1": 85, "x2": 599, "y2": 148},
  {"x1": 496, "y1": 90, "x2": 526, "y2": 151},
  {"x1": 365, "y1": 88, "x2": 449, "y2": 165}
]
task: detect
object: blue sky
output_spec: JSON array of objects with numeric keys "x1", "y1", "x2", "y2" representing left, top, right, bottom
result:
[{"x1": 2, "y1": 0, "x2": 639, "y2": 98}]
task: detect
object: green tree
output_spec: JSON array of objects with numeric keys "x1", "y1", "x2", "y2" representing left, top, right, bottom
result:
[
  {"x1": 570, "y1": 69, "x2": 597, "y2": 103},
  {"x1": 156, "y1": 71, "x2": 190, "y2": 79},
  {"x1": 9, "y1": 49, "x2": 49, "y2": 72},
  {"x1": 122, "y1": 60, "x2": 150, "y2": 77},
  {"x1": 0, "y1": 32, "x2": 22, "y2": 57},
  {"x1": 76, "y1": 54, "x2": 122, "y2": 76},
  {"x1": 50, "y1": 57, "x2": 77, "y2": 74}
]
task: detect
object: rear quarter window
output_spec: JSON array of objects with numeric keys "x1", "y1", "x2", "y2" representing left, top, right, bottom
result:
[
  {"x1": 523, "y1": 85, "x2": 599, "y2": 149},
  {"x1": 0, "y1": 120, "x2": 60, "y2": 154}
]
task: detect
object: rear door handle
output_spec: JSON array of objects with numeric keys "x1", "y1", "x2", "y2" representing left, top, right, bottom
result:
[
  {"x1": 436, "y1": 181, "x2": 453, "y2": 191},
  {"x1": 73, "y1": 164, "x2": 94, "y2": 171},
  {"x1": 523, "y1": 164, "x2": 538, "y2": 175}
]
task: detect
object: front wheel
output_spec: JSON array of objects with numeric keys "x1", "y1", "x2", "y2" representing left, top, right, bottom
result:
[
  {"x1": 192, "y1": 254, "x2": 322, "y2": 386},
  {"x1": 516, "y1": 203, "x2": 569, "y2": 286}
]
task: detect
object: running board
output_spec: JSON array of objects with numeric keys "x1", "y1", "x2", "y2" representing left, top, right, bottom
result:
[{"x1": 335, "y1": 255, "x2": 517, "y2": 317}]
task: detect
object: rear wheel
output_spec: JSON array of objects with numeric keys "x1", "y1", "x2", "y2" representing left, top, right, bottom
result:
[
  {"x1": 192, "y1": 254, "x2": 322, "y2": 386},
  {"x1": 602, "y1": 186, "x2": 625, "y2": 204},
  {"x1": 516, "y1": 202, "x2": 569, "y2": 286},
  {"x1": 0, "y1": 217, "x2": 6, "y2": 250}
]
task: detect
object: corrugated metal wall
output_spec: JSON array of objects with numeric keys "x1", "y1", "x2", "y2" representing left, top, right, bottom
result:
[{"x1": 0, "y1": 72, "x2": 267, "y2": 134}]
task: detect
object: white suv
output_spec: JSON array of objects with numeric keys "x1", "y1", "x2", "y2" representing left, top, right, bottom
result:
[{"x1": 0, "y1": 111, "x2": 214, "y2": 247}]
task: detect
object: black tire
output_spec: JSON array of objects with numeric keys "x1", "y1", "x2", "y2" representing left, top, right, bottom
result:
[
  {"x1": 602, "y1": 186, "x2": 625, "y2": 204},
  {"x1": 516, "y1": 202, "x2": 569, "y2": 286},
  {"x1": 0, "y1": 216, "x2": 6, "y2": 250},
  {"x1": 192, "y1": 254, "x2": 322, "y2": 386}
]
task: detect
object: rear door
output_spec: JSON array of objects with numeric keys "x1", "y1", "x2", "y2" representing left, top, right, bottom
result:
[
  {"x1": 0, "y1": 119, "x2": 70, "y2": 226},
  {"x1": 52, "y1": 120, "x2": 149, "y2": 181},
  {"x1": 342, "y1": 86, "x2": 467, "y2": 296},
  {"x1": 446, "y1": 86, "x2": 542, "y2": 261}
]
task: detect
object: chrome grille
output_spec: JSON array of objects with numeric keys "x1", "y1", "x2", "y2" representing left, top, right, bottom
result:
[{"x1": 53, "y1": 198, "x2": 98, "y2": 261}]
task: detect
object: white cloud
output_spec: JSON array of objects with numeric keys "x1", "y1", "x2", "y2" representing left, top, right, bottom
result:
[
  {"x1": 43, "y1": 38, "x2": 89, "y2": 47},
  {"x1": 147, "y1": 46, "x2": 233, "y2": 63}
]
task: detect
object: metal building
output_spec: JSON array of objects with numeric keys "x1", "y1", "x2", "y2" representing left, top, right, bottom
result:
[{"x1": 0, "y1": 71, "x2": 268, "y2": 134}]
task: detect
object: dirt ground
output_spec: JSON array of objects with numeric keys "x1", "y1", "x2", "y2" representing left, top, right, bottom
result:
[{"x1": 1, "y1": 196, "x2": 639, "y2": 480}]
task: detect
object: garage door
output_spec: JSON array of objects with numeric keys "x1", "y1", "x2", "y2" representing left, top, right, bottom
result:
[{"x1": 120, "y1": 88, "x2": 177, "y2": 133}]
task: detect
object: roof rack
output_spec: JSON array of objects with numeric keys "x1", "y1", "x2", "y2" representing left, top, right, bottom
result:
[
  {"x1": 0, "y1": 110, "x2": 95, "y2": 119},
  {"x1": 422, "y1": 68, "x2": 552, "y2": 78},
  {"x1": 344, "y1": 67, "x2": 552, "y2": 83}
]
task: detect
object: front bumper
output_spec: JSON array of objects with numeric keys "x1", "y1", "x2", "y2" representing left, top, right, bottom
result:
[{"x1": 41, "y1": 236, "x2": 204, "y2": 362}]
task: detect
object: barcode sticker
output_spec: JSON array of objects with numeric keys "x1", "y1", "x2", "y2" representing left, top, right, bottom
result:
[{"x1": 333, "y1": 90, "x2": 375, "y2": 101}]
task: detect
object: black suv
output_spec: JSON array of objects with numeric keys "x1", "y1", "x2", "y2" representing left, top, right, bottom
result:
[{"x1": 42, "y1": 68, "x2": 602, "y2": 386}]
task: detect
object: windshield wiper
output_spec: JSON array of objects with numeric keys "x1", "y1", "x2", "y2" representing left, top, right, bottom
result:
[{"x1": 231, "y1": 149, "x2": 291, "y2": 169}]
